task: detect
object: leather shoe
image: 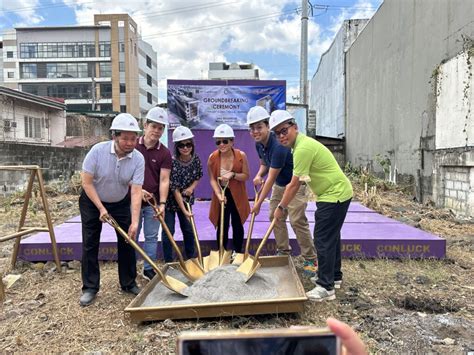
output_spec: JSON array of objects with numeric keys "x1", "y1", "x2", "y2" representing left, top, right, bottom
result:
[
  {"x1": 123, "y1": 285, "x2": 140, "y2": 295},
  {"x1": 79, "y1": 291, "x2": 96, "y2": 307}
]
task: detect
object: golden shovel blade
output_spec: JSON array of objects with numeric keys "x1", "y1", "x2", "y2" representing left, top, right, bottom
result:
[
  {"x1": 102, "y1": 215, "x2": 188, "y2": 297},
  {"x1": 205, "y1": 250, "x2": 220, "y2": 271},
  {"x1": 220, "y1": 250, "x2": 232, "y2": 266},
  {"x1": 236, "y1": 256, "x2": 261, "y2": 282},
  {"x1": 162, "y1": 274, "x2": 189, "y2": 296},
  {"x1": 231, "y1": 252, "x2": 245, "y2": 265},
  {"x1": 181, "y1": 259, "x2": 205, "y2": 281}
]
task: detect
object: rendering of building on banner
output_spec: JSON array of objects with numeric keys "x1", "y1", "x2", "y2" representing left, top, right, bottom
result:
[
  {"x1": 1, "y1": 14, "x2": 158, "y2": 118},
  {"x1": 167, "y1": 79, "x2": 286, "y2": 129}
]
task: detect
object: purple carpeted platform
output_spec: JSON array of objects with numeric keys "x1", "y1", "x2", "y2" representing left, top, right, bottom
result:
[{"x1": 19, "y1": 201, "x2": 446, "y2": 261}]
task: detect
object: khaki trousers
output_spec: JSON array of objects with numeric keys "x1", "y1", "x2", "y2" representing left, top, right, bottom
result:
[{"x1": 269, "y1": 184, "x2": 317, "y2": 260}]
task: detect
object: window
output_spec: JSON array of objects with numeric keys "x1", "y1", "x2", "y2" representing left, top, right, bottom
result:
[
  {"x1": 118, "y1": 21, "x2": 125, "y2": 28},
  {"x1": 120, "y1": 84, "x2": 126, "y2": 93},
  {"x1": 99, "y1": 42, "x2": 111, "y2": 57},
  {"x1": 100, "y1": 83, "x2": 112, "y2": 99},
  {"x1": 147, "y1": 92, "x2": 153, "y2": 104},
  {"x1": 20, "y1": 43, "x2": 37, "y2": 58},
  {"x1": 20, "y1": 64, "x2": 37, "y2": 79},
  {"x1": 146, "y1": 55, "x2": 152, "y2": 69},
  {"x1": 66, "y1": 63, "x2": 78, "y2": 78},
  {"x1": 120, "y1": 105, "x2": 127, "y2": 113},
  {"x1": 119, "y1": 42, "x2": 125, "y2": 52},
  {"x1": 7, "y1": 72, "x2": 14, "y2": 79},
  {"x1": 77, "y1": 63, "x2": 88, "y2": 78},
  {"x1": 46, "y1": 63, "x2": 57, "y2": 78},
  {"x1": 119, "y1": 62, "x2": 125, "y2": 72},
  {"x1": 146, "y1": 74, "x2": 152, "y2": 86},
  {"x1": 24, "y1": 116, "x2": 42, "y2": 139},
  {"x1": 20, "y1": 42, "x2": 98, "y2": 59},
  {"x1": 6, "y1": 51, "x2": 13, "y2": 58},
  {"x1": 99, "y1": 62, "x2": 111, "y2": 77}
]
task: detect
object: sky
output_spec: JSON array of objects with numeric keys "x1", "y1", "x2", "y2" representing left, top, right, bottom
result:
[{"x1": 0, "y1": 0, "x2": 382, "y2": 103}]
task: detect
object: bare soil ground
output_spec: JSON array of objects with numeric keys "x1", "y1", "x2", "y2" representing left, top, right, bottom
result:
[{"x1": 0, "y1": 178, "x2": 473, "y2": 353}]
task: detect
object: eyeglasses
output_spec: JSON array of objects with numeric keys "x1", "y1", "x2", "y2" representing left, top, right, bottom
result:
[
  {"x1": 274, "y1": 124, "x2": 294, "y2": 137},
  {"x1": 215, "y1": 139, "x2": 231, "y2": 146},
  {"x1": 177, "y1": 142, "x2": 193, "y2": 149}
]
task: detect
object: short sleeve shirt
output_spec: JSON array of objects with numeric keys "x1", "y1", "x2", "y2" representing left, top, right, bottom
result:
[
  {"x1": 82, "y1": 141, "x2": 145, "y2": 203},
  {"x1": 293, "y1": 133, "x2": 353, "y2": 203},
  {"x1": 135, "y1": 137, "x2": 172, "y2": 199},
  {"x1": 256, "y1": 132, "x2": 293, "y2": 186},
  {"x1": 167, "y1": 155, "x2": 203, "y2": 211}
]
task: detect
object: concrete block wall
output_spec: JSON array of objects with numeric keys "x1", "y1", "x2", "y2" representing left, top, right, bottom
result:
[
  {"x1": 442, "y1": 166, "x2": 472, "y2": 214},
  {"x1": 0, "y1": 142, "x2": 87, "y2": 196},
  {"x1": 433, "y1": 147, "x2": 474, "y2": 219}
]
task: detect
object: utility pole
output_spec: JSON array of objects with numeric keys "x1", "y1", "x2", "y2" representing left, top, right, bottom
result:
[
  {"x1": 91, "y1": 77, "x2": 96, "y2": 111},
  {"x1": 300, "y1": 0, "x2": 308, "y2": 105}
]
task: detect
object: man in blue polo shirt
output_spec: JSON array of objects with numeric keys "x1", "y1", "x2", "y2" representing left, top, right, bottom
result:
[
  {"x1": 247, "y1": 106, "x2": 317, "y2": 276},
  {"x1": 79, "y1": 113, "x2": 145, "y2": 307}
]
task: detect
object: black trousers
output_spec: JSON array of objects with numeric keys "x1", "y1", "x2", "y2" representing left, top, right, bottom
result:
[
  {"x1": 313, "y1": 198, "x2": 351, "y2": 291},
  {"x1": 80, "y1": 191, "x2": 137, "y2": 293},
  {"x1": 216, "y1": 188, "x2": 244, "y2": 253}
]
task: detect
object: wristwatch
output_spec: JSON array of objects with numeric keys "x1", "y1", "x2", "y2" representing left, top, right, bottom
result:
[
  {"x1": 159, "y1": 202, "x2": 166, "y2": 205},
  {"x1": 277, "y1": 204, "x2": 288, "y2": 212}
]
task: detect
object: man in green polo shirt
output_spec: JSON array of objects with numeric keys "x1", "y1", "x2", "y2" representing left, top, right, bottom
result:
[{"x1": 271, "y1": 110, "x2": 353, "y2": 302}]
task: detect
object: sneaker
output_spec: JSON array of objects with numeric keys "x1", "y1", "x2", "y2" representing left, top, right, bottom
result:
[
  {"x1": 143, "y1": 269, "x2": 156, "y2": 281},
  {"x1": 303, "y1": 260, "x2": 317, "y2": 277},
  {"x1": 79, "y1": 291, "x2": 96, "y2": 307},
  {"x1": 122, "y1": 285, "x2": 141, "y2": 295},
  {"x1": 310, "y1": 277, "x2": 342, "y2": 289},
  {"x1": 306, "y1": 285, "x2": 336, "y2": 302}
]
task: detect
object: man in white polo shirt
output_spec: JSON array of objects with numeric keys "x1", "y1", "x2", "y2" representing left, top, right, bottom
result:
[{"x1": 79, "y1": 113, "x2": 145, "y2": 307}]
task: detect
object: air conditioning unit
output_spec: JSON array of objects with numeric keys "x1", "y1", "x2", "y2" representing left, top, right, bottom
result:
[
  {"x1": 4, "y1": 120, "x2": 10, "y2": 127},
  {"x1": 11, "y1": 121, "x2": 17, "y2": 128}
]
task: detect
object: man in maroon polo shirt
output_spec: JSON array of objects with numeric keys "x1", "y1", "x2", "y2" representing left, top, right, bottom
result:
[{"x1": 135, "y1": 107, "x2": 172, "y2": 280}]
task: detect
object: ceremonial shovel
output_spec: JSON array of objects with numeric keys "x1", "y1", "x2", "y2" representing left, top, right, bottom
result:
[
  {"x1": 236, "y1": 219, "x2": 277, "y2": 282},
  {"x1": 204, "y1": 178, "x2": 232, "y2": 271},
  {"x1": 147, "y1": 197, "x2": 205, "y2": 282},
  {"x1": 232, "y1": 183, "x2": 263, "y2": 265},
  {"x1": 103, "y1": 215, "x2": 188, "y2": 296},
  {"x1": 185, "y1": 200, "x2": 204, "y2": 269}
]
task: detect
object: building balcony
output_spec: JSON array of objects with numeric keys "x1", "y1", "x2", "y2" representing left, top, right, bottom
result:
[{"x1": 18, "y1": 57, "x2": 111, "y2": 63}]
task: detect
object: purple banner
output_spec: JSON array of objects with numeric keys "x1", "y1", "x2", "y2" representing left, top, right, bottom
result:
[{"x1": 167, "y1": 80, "x2": 286, "y2": 129}]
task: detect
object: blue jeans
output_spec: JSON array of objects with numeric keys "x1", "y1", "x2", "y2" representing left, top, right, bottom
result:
[
  {"x1": 136, "y1": 205, "x2": 160, "y2": 271},
  {"x1": 162, "y1": 209, "x2": 195, "y2": 263}
]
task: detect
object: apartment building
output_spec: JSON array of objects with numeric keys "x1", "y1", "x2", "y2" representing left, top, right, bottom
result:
[
  {"x1": 208, "y1": 62, "x2": 259, "y2": 80},
  {"x1": 1, "y1": 14, "x2": 157, "y2": 118}
]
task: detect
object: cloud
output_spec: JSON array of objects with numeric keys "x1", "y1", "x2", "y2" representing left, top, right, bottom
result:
[
  {"x1": 1, "y1": 0, "x2": 44, "y2": 27},
  {"x1": 328, "y1": 0, "x2": 378, "y2": 35},
  {"x1": 64, "y1": 0, "x2": 310, "y2": 101}
]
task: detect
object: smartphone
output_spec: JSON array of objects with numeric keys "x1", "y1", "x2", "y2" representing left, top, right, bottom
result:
[{"x1": 177, "y1": 327, "x2": 341, "y2": 355}]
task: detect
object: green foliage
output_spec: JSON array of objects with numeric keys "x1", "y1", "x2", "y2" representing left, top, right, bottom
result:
[{"x1": 375, "y1": 154, "x2": 391, "y2": 176}]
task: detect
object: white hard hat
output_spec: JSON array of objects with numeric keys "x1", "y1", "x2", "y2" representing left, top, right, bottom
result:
[
  {"x1": 110, "y1": 113, "x2": 141, "y2": 132},
  {"x1": 213, "y1": 124, "x2": 235, "y2": 138},
  {"x1": 146, "y1": 107, "x2": 168, "y2": 125},
  {"x1": 247, "y1": 106, "x2": 270, "y2": 126},
  {"x1": 172, "y1": 126, "x2": 194, "y2": 142},
  {"x1": 269, "y1": 110, "x2": 294, "y2": 131}
]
